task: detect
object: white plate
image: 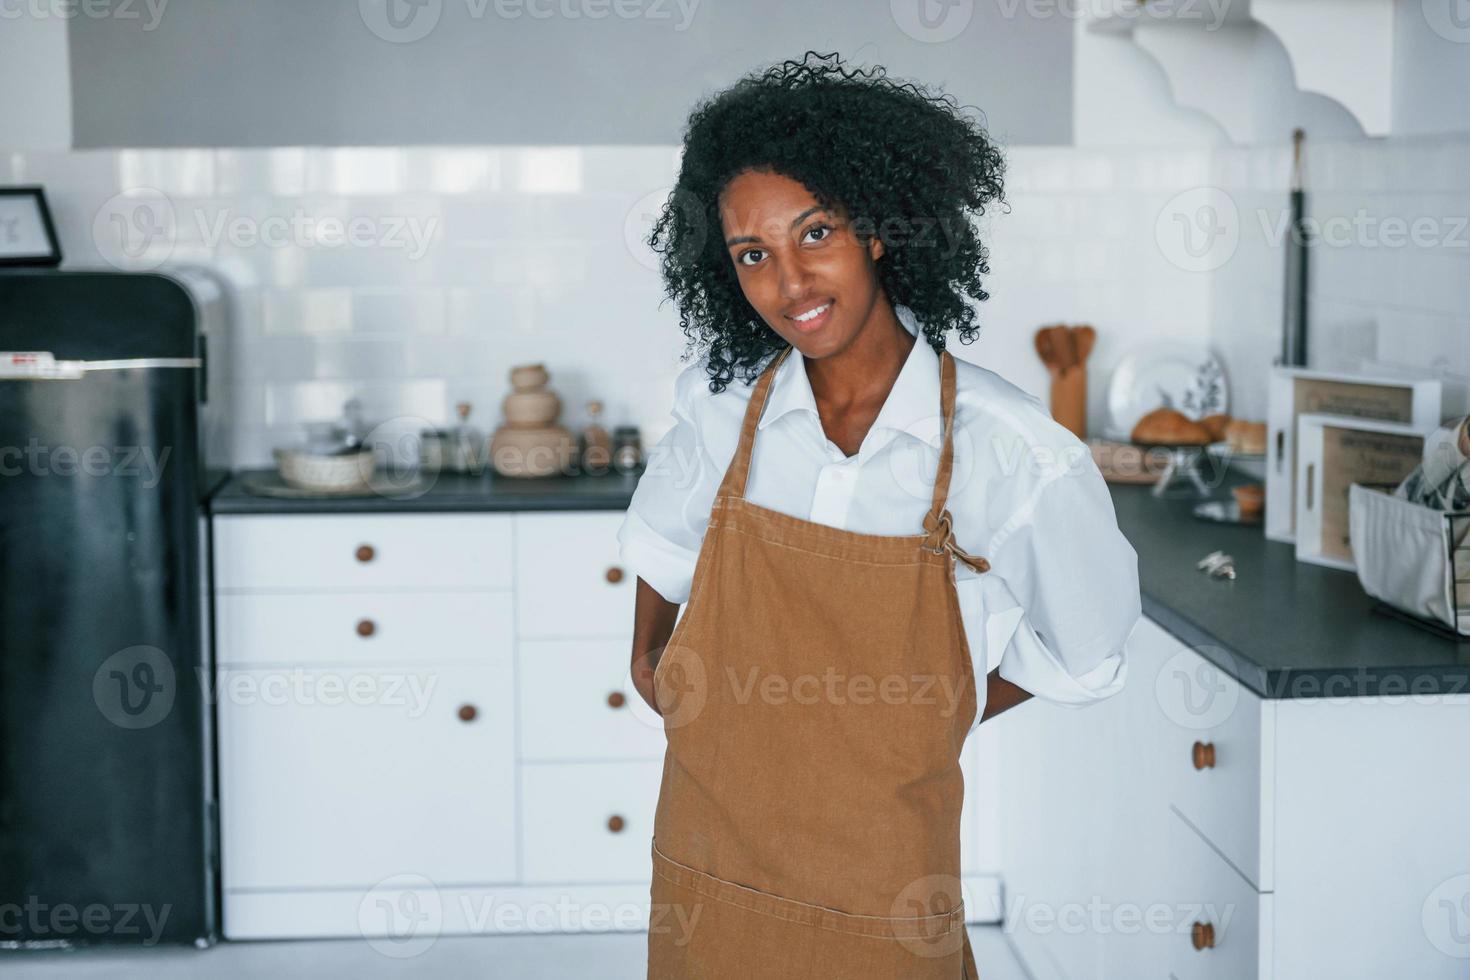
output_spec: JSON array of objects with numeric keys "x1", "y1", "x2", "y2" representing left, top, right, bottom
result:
[
  {"x1": 1105, "y1": 343, "x2": 1229, "y2": 440},
  {"x1": 1205, "y1": 440, "x2": 1265, "y2": 462}
]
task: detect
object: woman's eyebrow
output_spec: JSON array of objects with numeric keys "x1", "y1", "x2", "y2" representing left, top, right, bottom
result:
[{"x1": 724, "y1": 206, "x2": 828, "y2": 247}]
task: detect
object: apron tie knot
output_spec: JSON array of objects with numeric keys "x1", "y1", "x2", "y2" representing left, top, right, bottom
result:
[{"x1": 923, "y1": 508, "x2": 992, "y2": 575}]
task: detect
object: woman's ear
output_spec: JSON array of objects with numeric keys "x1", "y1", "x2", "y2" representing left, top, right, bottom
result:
[{"x1": 869, "y1": 234, "x2": 885, "y2": 263}]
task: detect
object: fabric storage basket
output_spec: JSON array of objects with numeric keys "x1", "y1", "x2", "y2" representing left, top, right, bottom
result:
[{"x1": 1349, "y1": 482, "x2": 1470, "y2": 636}]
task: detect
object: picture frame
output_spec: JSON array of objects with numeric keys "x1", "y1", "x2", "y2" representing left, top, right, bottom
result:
[
  {"x1": 1294, "y1": 413, "x2": 1427, "y2": 571},
  {"x1": 1264, "y1": 367, "x2": 1443, "y2": 544},
  {"x1": 0, "y1": 186, "x2": 63, "y2": 267}
]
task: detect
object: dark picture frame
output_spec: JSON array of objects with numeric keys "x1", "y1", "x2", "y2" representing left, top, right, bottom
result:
[{"x1": 0, "y1": 187, "x2": 63, "y2": 267}]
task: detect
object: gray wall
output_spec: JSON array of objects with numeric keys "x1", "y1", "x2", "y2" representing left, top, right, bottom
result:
[{"x1": 67, "y1": 0, "x2": 1074, "y2": 148}]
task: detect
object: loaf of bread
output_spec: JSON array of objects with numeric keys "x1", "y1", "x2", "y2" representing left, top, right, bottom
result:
[
  {"x1": 1131, "y1": 407, "x2": 1213, "y2": 445},
  {"x1": 1225, "y1": 419, "x2": 1267, "y2": 455},
  {"x1": 1201, "y1": 413, "x2": 1231, "y2": 442}
]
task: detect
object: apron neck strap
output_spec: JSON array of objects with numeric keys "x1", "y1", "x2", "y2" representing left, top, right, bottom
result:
[
  {"x1": 717, "y1": 342, "x2": 959, "y2": 517},
  {"x1": 926, "y1": 348, "x2": 959, "y2": 524},
  {"x1": 719, "y1": 344, "x2": 794, "y2": 501}
]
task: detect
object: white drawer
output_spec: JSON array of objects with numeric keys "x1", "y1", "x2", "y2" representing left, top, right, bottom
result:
[
  {"x1": 1167, "y1": 812, "x2": 1267, "y2": 980},
  {"x1": 1154, "y1": 638, "x2": 1269, "y2": 889},
  {"x1": 217, "y1": 590, "x2": 513, "y2": 666},
  {"x1": 518, "y1": 639, "x2": 666, "y2": 762},
  {"x1": 214, "y1": 513, "x2": 513, "y2": 591},
  {"x1": 218, "y1": 660, "x2": 515, "y2": 890},
  {"x1": 520, "y1": 761, "x2": 663, "y2": 884},
  {"x1": 514, "y1": 512, "x2": 633, "y2": 638}
]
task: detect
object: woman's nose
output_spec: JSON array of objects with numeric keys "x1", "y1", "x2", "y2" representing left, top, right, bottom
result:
[{"x1": 778, "y1": 254, "x2": 812, "y2": 300}]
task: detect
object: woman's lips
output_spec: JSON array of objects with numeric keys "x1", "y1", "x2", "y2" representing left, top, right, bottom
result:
[{"x1": 787, "y1": 300, "x2": 834, "y2": 333}]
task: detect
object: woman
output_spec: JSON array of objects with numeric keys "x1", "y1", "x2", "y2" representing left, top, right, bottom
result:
[{"x1": 618, "y1": 52, "x2": 1141, "y2": 979}]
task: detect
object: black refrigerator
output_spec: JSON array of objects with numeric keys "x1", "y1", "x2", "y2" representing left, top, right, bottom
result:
[{"x1": 0, "y1": 268, "x2": 229, "y2": 948}]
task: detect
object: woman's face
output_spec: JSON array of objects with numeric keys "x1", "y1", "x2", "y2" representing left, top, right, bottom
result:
[{"x1": 719, "y1": 169, "x2": 886, "y2": 359}]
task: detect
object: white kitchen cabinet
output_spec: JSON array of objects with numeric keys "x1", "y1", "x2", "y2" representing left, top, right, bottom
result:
[
  {"x1": 214, "y1": 512, "x2": 513, "y2": 591},
  {"x1": 1153, "y1": 636, "x2": 1270, "y2": 890},
  {"x1": 1164, "y1": 812, "x2": 1270, "y2": 980},
  {"x1": 1002, "y1": 613, "x2": 1470, "y2": 980},
  {"x1": 216, "y1": 590, "x2": 514, "y2": 667},
  {"x1": 519, "y1": 760, "x2": 664, "y2": 884},
  {"x1": 218, "y1": 661, "x2": 516, "y2": 891},
  {"x1": 214, "y1": 508, "x2": 657, "y2": 940},
  {"x1": 518, "y1": 638, "x2": 665, "y2": 762},
  {"x1": 514, "y1": 511, "x2": 634, "y2": 638}
]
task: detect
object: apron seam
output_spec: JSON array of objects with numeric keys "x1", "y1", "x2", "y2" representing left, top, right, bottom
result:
[
  {"x1": 712, "y1": 521, "x2": 941, "y2": 567},
  {"x1": 651, "y1": 843, "x2": 967, "y2": 941}
]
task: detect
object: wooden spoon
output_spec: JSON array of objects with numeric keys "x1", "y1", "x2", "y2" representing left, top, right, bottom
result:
[
  {"x1": 1035, "y1": 326, "x2": 1059, "y2": 376},
  {"x1": 1073, "y1": 325, "x2": 1096, "y2": 365},
  {"x1": 1044, "y1": 325, "x2": 1072, "y2": 373}
]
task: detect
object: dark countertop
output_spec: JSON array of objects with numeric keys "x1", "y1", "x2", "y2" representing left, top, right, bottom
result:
[
  {"x1": 207, "y1": 467, "x2": 643, "y2": 514},
  {"x1": 208, "y1": 465, "x2": 1470, "y2": 699},
  {"x1": 1112, "y1": 467, "x2": 1470, "y2": 700}
]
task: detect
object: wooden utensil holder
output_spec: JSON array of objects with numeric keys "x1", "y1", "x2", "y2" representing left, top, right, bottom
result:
[{"x1": 1051, "y1": 363, "x2": 1087, "y2": 440}]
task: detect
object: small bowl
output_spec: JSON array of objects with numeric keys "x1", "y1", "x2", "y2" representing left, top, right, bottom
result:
[
  {"x1": 274, "y1": 447, "x2": 376, "y2": 492},
  {"x1": 1232, "y1": 483, "x2": 1265, "y2": 518}
]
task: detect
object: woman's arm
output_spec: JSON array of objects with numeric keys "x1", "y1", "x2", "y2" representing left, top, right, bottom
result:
[
  {"x1": 981, "y1": 668, "x2": 1032, "y2": 723},
  {"x1": 629, "y1": 576, "x2": 681, "y2": 714}
]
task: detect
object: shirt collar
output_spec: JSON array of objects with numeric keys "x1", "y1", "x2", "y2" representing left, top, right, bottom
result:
[{"x1": 756, "y1": 304, "x2": 943, "y2": 452}]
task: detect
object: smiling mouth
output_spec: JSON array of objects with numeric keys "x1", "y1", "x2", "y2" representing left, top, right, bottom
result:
[{"x1": 785, "y1": 300, "x2": 834, "y2": 333}]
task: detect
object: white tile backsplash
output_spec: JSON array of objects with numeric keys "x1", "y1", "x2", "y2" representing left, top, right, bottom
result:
[{"x1": 7, "y1": 138, "x2": 1465, "y2": 468}]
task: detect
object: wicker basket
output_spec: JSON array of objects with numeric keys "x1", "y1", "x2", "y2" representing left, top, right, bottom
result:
[{"x1": 1349, "y1": 482, "x2": 1470, "y2": 637}]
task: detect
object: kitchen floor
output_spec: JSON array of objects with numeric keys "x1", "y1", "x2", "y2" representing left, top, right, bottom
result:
[{"x1": 5, "y1": 925, "x2": 1029, "y2": 978}]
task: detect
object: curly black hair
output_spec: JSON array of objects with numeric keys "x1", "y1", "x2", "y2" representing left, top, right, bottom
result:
[{"x1": 647, "y1": 50, "x2": 1008, "y2": 394}]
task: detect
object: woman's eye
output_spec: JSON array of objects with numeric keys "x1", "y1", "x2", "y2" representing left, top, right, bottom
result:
[
  {"x1": 799, "y1": 224, "x2": 834, "y2": 245},
  {"x1": 738, "y1": 249, "x2": 765, "y2": 266}
]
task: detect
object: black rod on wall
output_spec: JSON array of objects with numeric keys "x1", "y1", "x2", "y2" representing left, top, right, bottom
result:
[{"x1": 1280, "y1": 127, "x2": 1309, "y2": 368}]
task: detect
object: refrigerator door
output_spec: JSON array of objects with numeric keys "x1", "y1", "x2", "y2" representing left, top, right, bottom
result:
[{"x1": 0, "y1": 271, "x2": 216, "y2": 947}]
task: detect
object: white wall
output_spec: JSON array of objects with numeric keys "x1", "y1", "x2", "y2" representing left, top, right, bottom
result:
[
  {"x1": 0, "y1": 12, "x2": 72, "y2": 149},
  {"x1": 2, "y1": 141, "x2": 1226, "y2": 464},
  {"x1": 1073, "y1": 3, "x2": 1470, "y2": 430},
  {"x1": 1392, "y1": 0, "x2": 1470, "y2": 137}
]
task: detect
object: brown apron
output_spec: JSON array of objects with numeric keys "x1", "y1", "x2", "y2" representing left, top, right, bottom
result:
[{"x1": 647, "y1": 343, "x2": 991, "y2": 979}]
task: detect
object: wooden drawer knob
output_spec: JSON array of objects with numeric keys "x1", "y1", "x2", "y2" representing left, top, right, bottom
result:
[
  {"x1": 458, "y1": 704, "x2": 478, "y2": 723},
  {"x1": 607, "y1": 691, "x2": 626, "y2": 709},
  {"x1": 1192, "y1": 741, "x2": 1216, "y2": 770},
  {"x1": 356, "y1": 618, "x2": 376, "y2": 638},
  {"x1": 605, "y1": 566, "x2": 624, "y2": 584},
  {"x1": 607, "y1": 814, "x2": 625, "y2": 833},
  {"x1": 1192, "y1": 921, "x2": 1215, "y2": 950},
  {"x1": 355, "y1": 544, "x2": 376, "y2": 563}
]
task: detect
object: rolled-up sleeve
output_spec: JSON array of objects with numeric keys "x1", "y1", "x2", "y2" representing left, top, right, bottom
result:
[
  {"x1": 980, "y1": 464, "x2": 1141, "y2": 706},
  {"x1": 616, "y1": 363, "x2": 717, "y2": 605}
]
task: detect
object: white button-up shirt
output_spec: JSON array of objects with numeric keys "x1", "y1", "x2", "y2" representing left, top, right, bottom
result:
[{"x1": 617, "y1": 305, "x2": 1141, "y2": 730}]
